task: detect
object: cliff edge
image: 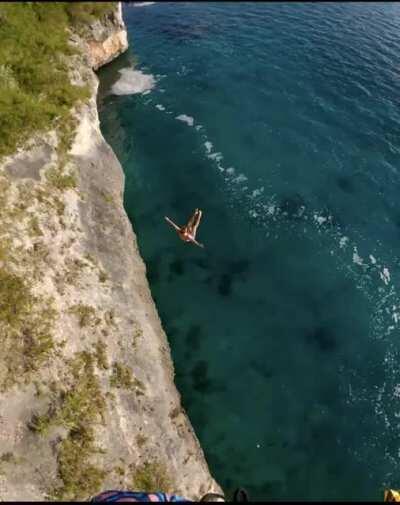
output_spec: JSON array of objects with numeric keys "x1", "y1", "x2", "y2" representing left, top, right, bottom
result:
[{"x1": 0, "y1": 3, "x2": 220, "y2": 500}]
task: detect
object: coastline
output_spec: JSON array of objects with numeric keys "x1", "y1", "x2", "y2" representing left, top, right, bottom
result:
[{"x1": 0, "y1": 3, "x2": 220, "y2": 500}]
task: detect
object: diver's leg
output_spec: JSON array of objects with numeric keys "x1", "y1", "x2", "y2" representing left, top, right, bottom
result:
[
  {"x1": 192, "y1": 238, "x2": 204, "y2": 249},
  {"x1": 191, "y1": 209, "x2": 202, "y2": 237},
  {"x1": 187, "y1": 209, "x2": 199, "y2": 230}
]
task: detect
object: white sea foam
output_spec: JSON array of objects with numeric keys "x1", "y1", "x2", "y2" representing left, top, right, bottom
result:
[
  {"x1": 204, "y1": 141, "x2": 213, "y2": 154},
  {"x1": 297, "y1": 205, "x2": 306, "y2": 217},
  {"x1": 176, "y1": 114, "x2": 194, "y2": 126},
  {"x1": 251, "y1": 187, "x2": 264, "y2": 198},
  {"x1": 370, "y1": 254, "x2": 377, "y2": 264},
  {"x1": 207, "y1": 152, "x2": 223, "y2": 162},
  {"x1": 314, "y1": 214, "x2": 327, "y2": 226},
  {"x1": 380, "y1": 267, "x2": 391, "y2": 285},
  {"x1": 339, "y1": 236, "x2": 349, "y2": 248},
  {"x1": 195, "y1": 125, "x2": 203, "y2": 131},
  {"x1": 226, "y1": 167, "x2": 235, "y2": 175},
  {"x1": 155, "y1": 104, "x2": 165, "y2": 111},
  {"x1": 353, "y1": 249, "x2": 364, "y2": 266},
  {"x1": 234, "y1": 174, "x2": 248, "y2": 183},
  {"x1": 133, "y1": 2, "x2": 155, "y2": 7},
  {"x1": 111, "y1": 68, "x2": 156, "y2": 95}
]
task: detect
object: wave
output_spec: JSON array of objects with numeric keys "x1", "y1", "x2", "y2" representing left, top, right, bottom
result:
[
  {"x1": 175, "y1": 114, "x2": 194, "y2": 126},
  {"x1": 133, "y1": 2, "x2": 156, "y2": 7},
  {"x1": 111, "y1": 68, "x2": 156, "y2": 95}
]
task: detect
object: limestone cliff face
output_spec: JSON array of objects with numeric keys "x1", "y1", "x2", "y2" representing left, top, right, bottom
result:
[
  {"x1": 85, "y1": 3, "x2": 128, "y2": 70},
  {"x1": 0, "y1": 3, "x2": 220, "y2": 501}
]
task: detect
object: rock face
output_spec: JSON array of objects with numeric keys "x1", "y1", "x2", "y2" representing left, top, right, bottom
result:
[
  {"x1": 0, "y1": 3, "x2": 220, "y2": 501},
  {"x1": 85, "y1": 3, "x2": 128, "y2": 70}
]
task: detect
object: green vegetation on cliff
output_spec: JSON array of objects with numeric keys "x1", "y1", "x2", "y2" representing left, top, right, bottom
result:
[
  {"x1": 29, "y1": 351, "x2": 108, "y2": 500},
  {"x1": 0, "y1": 267, "x2": 57, "y2": 391},
  {"x1": 0, "y1": 2, "x2": 115, "y2": 160}
]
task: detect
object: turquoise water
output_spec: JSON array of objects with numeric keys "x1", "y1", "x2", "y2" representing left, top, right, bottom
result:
[{"x1": 97, "y1": 2, "x2": 400, "y2": 500}]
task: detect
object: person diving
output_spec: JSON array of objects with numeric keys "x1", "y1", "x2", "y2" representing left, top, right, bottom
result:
[{"x1": 165, "y1": 208, "x2": 204, "y2": 248}]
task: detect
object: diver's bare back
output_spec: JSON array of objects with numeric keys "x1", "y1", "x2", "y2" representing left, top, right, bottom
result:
[{"x1": 165, "y1": 209, "x2": 205, "y2": 248}]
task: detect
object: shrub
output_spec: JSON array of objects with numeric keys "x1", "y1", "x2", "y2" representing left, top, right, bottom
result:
[
  {"x1": 131, "y1": 462, "x2": 174, "y2": 493},
  {"x1": 30, "y1": 351, "x2": 107, "y2": 500},
  {"x1": 68, "y1": 304, "x2": 96, "y2": 328},
  {"x1": 0, "y1": 2, "x2": 118, "y2": 159},
  {"x1": 45, "y1": 166, "x2": 77, "y2": 190},
  {"x1": 110, "y1": 362, "x2": 133, "y2": 389}
]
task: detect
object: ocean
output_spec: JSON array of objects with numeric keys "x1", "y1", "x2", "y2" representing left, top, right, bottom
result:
[{"x1": 97, "y1": 2, "x2": 400, "y2": 500}]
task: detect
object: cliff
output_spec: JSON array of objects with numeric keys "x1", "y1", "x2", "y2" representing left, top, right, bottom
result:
[{"x1": 0, "y1": 3, "x2": 220, "y2": 501}]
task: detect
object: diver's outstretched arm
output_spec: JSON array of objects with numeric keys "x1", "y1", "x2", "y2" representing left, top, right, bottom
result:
[{"x1": 165, "y1": 216, "x2": 181, "y2": 232}]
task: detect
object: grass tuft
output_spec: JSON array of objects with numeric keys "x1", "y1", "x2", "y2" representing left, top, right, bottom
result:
[
  {"x1": 0, "y1": 268, "x2": 32, "y2": 326},
  {"x1": 29, "y1": 351, "x2": 107, "y2": 500},
  {"x1": 130, "y1": 462, "x2": 174, "y2": 493},
  {"x1": 46, "y1": 166, "x2": 77, "y2": 191},
  {"x1": 94, "y1": 339, "x2": 109, "y2": 370},
  {"x1": 52, "y1": 424, "x2": 106, "y2": 501},
  {"x1": 110, "y1": 362, "x2": 133, "y2": 389},
  {"x1": 68, "y1": 303, "x2": 96, "y2": 328}
]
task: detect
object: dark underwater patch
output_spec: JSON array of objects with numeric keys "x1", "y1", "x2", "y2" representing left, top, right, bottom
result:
[
  {"x1": 190, "y1": 360, "x2": 225, "y2": 394},
  {"x1": 250, "y1": 359, "x2": 274, "y2": 380},
  {"x1": 205, "y1": 275, "x2": 213, "y2": 286},
  {"x1": 169, "y1": 258, "x2": 185, "y2": 276},
  {"x1": 207, "y1": 451, "x2": 225, "y2": 472},
  {"x1": 310, "y1": 419, "x2": 336, "y2": 445},
  {"x1": 146, "y1": 258, "x2": 160, "y2": 285},
  {"x1": 193, "y1": 257, "x2": 211, "y2": 270},
  {"x1": 389, "y1": 209, "x2": 400, "y2": 231},
  {"x1": 191, "y1": 360, "x2": 211, "y2": 393},
  {"x1": 280, "y1": 193, "x2": 306, "y2": 218},
  {"x1": 218, "y1": 273, "x2": 232, "y2": 297},
  {"x1": 250, "y1": 481, "x2": 283, "y2": 500},
  {"x1": 306, "y1": 326, "x2": 338, "y2": 352},
  {"x1": 229, "y1": 259, "x2": 250, "y2": 276},
  {"x1": 165, "y1": 324, "x2": 179, "y2": 339},
  {"x1": 214, "y1": 432, "x2": 226, "y2": 445},
  {"x1": 185, "y1": 324, "x2": 203, "y2": 351},
  {"x1": 336, "y1": 176, "x2": 356, "y2": 194},
  {"x1": 160, "y1": 21, "x2": 210, "y2": 42},
  {"x1": 242, "y1": 132, "x2": 256, "y2": 148},
  {"x1": 195, "y1": 79, "x2": 214, "y2": 92}
]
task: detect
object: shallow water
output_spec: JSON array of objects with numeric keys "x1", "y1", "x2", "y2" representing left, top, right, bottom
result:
[{"x1": 98, "y1": 2, "x2": 400, "y2": 500}]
